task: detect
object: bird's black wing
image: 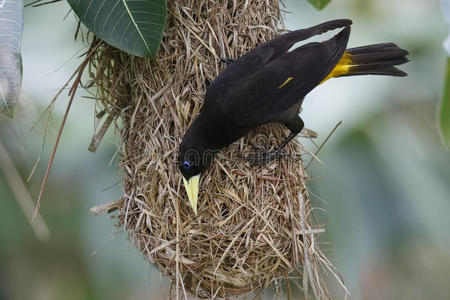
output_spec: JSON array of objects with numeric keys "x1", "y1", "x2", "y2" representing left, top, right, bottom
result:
[
  {"x1": 247, "y1": 19, "x2": 352, "y2": 66},
  {"x1": 205, "y1": 26, "x2": 351, "y2": 126},
  {"x1": 206, "y1": 19, "x2": 352, "y2": 93}
]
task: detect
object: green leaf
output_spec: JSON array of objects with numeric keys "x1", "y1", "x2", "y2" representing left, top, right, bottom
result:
[
  {"x1": 439, "y1": 57, "x2": 450, "y2": 149},
  {"x1": 307, "y1": 0, "x2": 332, "y2": 11},
  {"x1": 0, "y1": 0, "x2": 24, "y2": 118},
  {"x1": 67, "y1": 0, "x2": 167, "y2": 58}
]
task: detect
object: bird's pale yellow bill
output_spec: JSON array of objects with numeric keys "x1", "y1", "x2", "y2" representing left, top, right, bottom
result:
[{"x1": 183, "y1": 175, "x2": 200, "y2": 214}]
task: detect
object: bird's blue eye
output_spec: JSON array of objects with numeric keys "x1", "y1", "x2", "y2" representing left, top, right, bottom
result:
[{"x1": 182, "y1": 161, "x2": 191, "y2": 169}]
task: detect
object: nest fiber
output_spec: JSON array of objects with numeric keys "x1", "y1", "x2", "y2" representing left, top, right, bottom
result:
[{"x1": 88, "y1": 0, "x2": 341, "y2": 298}]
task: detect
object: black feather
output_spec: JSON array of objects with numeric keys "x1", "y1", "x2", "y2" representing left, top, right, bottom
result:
[{"x1": 341, "y1": 43, "x2": 409, "y2": 77}]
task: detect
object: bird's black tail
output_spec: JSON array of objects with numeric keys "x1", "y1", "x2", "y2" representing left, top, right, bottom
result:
[{"x1": 341, "y1": 43, "x2": 409, "y2": 77}]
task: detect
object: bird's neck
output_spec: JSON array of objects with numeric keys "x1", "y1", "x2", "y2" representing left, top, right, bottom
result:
[{"x1": 192, "y1": 113, "x2": 247, "y2": 150}]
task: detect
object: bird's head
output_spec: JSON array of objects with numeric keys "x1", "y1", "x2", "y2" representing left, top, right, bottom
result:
[{"x1": 178, "y1": 122, "x2": 217, "y2": 214}]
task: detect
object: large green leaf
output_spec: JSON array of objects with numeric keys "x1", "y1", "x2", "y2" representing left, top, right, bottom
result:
[
  {"x1": 67, "y1": 0, "x2": 166, "y2": 58},
  {"x1": 307, "y1": 0, "x2": 332, "y2": 10},
  {"x1": 439, "y1": 57, "x2": 450, "y2": 149},
  {"x1": 0, "y1": 0, "x2": 23, "y2": 118}
]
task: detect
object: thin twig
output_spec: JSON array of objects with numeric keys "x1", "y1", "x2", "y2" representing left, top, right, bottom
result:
[
  {"x1": 29, "y1": 0, "x2": 63, "y2": 7},
  {"x1": 305, "y1": 121, "x2": 343, "y2": 170},
  {"x1": 89, "y1": 199, "x2": 123, "y2": 216},
  {"x1": 0, "y1": 139, "x2": 50, "y2": 241},
  {"x1": 88, "y1": 111, "x2": 116, "y2": 152},
  {"x1": 32, "y1": 42, "x2": 99, "y2": 221}
]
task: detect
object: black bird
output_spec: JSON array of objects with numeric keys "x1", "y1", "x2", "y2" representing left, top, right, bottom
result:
[{"x1": 178, "y1": 19, "x2": 408, "y2": 213}]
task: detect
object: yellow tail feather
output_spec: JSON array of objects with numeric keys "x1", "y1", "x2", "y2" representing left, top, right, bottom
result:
[{"x1": 320, "y1": 51, "x2": 352, "y2": 84}]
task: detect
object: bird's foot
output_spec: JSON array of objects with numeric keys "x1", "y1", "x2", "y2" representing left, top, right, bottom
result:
[
  {"x1": 246, "y1": 149, "x2": 287, "y2": 166},
  {"x1": 220, "y1": 57, "x2": 235, "y2": 65}
]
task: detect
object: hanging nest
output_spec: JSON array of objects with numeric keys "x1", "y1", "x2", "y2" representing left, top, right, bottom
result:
[{"x1": 86, "y1": 0, "x2": 345, "y2": 298}]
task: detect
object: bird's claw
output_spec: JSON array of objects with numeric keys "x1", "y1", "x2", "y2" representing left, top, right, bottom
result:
[
  {"x1": 220, "y1": 57, "x2": 235, "y2": 65},
  {"x1": 246, "y1": 149, "x2": 287, "y2": 166}
]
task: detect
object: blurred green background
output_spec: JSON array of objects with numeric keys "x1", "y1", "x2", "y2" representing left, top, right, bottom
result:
[{"x1": 0, "y1": 0, "x2": 449, "y2": 299}]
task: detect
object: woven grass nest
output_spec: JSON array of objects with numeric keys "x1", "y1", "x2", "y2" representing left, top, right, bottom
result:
[{"x1": 87, "y1": 0, "x2": 345, "y2": 298}]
